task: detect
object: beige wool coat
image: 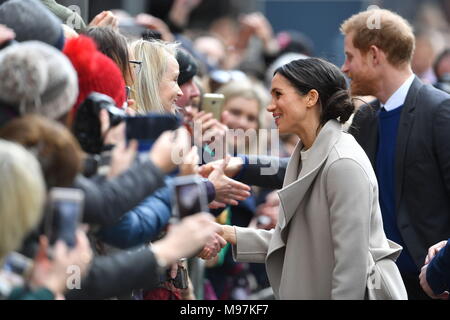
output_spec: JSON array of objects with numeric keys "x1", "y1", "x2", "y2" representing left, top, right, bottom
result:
[{"x1": 233, "y1": 120, "x2": 401, "y2": 299}]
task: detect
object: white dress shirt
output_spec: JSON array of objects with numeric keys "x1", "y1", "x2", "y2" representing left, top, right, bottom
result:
[{"x1": 381, "y1": 74, "x2": 416, "y2": 111}]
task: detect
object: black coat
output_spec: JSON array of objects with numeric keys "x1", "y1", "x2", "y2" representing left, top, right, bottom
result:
[
  {"x1": 65, "y1": 248, "x2": 160, "y2": 300},
  {"x1": 348, "y1": 78, "x2": 450, "y2": 267},
  {"x1": 75, "y1": 160, "x2": 166, "y2": 227}
]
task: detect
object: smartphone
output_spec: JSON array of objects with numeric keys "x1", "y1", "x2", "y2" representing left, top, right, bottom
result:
[
  {"x1": 45, "y1": 188, "x2": 84, "y2": 249},
  {"x1": 126, "y1": 114, "x2": 182, "y2": 153},
  {"x1": 202, "y1": 94, "x2": 225, "y2": 121},
  {"x1": 171, "y1": 175, "x2": 209, "y2": 221}
]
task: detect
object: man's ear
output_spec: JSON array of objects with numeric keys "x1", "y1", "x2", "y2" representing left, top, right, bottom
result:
[{"x1": 368, "y1": 45, "x2": 383, "y2": 66}]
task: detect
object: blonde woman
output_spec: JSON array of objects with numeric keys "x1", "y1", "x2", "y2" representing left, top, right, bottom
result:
[
  {"x1": 217, "y1": 80, "x2": 268, "y2": 155},
  {"x1": 0, "y1": 140, "x2": 46, "y2": 264},
  {"x1": 130, "y1": 39, "x2": 182, "y2": 114}
]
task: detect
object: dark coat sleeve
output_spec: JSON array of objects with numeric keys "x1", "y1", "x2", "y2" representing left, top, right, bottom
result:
[
  {"x1": 65, "y1": 248, "x2": 160, "y2": 300},
  {"x1": 236, "y1": 155, "x2": 288, "y2": 189},
  {"x1": 75, "y1": 160, "x2": 166, "y2": 227},
  {"x1": 426, "y1": 239, "x2": 450, "y2": 294}
]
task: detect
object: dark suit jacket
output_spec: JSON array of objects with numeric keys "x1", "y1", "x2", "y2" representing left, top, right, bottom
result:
[{"x1": 348, "y1": 78, "x2": 450, "y2": 268}]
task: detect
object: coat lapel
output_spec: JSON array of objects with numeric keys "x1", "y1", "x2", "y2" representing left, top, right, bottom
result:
[
  {"x1": 265, "y1": 121, "x2": 343, "y2": 298},
  {"x1": 276, "y1": 120, "x2": 342, "y2": 230},
  {"x1": 395, "y1": 78, "x2": 422, "y2": 212}
]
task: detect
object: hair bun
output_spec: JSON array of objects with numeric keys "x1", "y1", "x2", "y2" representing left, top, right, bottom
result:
[{"x1": 323, "y1": 89, "x2": 354, "y2": 124}]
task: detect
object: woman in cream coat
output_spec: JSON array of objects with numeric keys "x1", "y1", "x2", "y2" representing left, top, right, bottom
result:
[{"x1": 217, "y1": 58, "x2": 406, "y2": 299}]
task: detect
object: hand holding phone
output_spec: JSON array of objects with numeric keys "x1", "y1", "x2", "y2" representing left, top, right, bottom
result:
[{"x1": 201, "y1": 94, "x2": 225, "y2": 121}]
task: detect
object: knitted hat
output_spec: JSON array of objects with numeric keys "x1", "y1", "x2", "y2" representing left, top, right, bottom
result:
[
  {"x1": 63, "y1": 35, "x2": 126, "y2": 115},
  {"x1": 0, "y1": 41, "x2": 79, "y2": 121},
  {"x1": 0, "y1": 0, "x2": 65, "y2": 50},
  {"x1": 177, "y1": 48, "x2": 198, "y2": 86}
]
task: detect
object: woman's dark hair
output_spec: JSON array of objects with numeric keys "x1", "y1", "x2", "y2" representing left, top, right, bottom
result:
[
  {"x1": 84, "y1": 27, "x2": 132, "y2": 82},
  {"x1": 275, "y1": 58, "x2": 354, "y2": 126}
]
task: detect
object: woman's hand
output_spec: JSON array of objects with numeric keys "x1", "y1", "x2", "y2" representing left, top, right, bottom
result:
[
  {"x1": 206, "y1": 156, "x2": 251, "y2": 206},
  {"x1": 150, "y1": 127, "x2": 191, "y2": 173},
  {"x1": 192, "y1": 111, "x2": 228, "y2": 147},
  {"x1": 152, "y1": 213, "x2": 222, "y2": 265},
  {"x1": 197, "y1": 224, "x2": 236, "y2": 260},
  {"x1": 199, "y1": 156, "x2": 244, "y2": 179},
  {"x1": 0, "y1": 24, "x2": 15, "y2": 46},
  {"x1": 179, "y1": 146, "x2": 200, "y2": 176},
  {"x1": 29, "y1": 230, "x2": 92, "y2": 298},
  {"x1": 89, "y1": 11, "x2": 119, "y2": 30}
]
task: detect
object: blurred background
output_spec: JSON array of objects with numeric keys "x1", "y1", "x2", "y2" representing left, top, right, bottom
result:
[{"x1": 52, "y1": 0, "x2": 450, "y2": 69}]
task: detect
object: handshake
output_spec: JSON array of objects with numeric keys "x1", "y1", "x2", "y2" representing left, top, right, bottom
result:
[{"x1": 152, "y1": 213, "x2": 236, "y2": 266}]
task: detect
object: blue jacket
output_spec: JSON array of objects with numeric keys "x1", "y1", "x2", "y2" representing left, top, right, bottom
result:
[
  {"x1": 427, "y1": 239, "x2": 450, "y2": 295},
  {"x1": 98, "y1": 177, "x2": 216, "y2": 249},
  {"x1": 98, "y1": 182, "x2": 173, "y2": 249}
]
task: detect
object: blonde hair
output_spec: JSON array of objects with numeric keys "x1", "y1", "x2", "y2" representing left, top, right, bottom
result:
[
  {"x1": 340, "y1": 9, "x2": 415, "y2": 66},
  {"x1": 216, "y1": 80, "x2": 270, "y2": 155},
  {"x1": 216, "y1": 80, "x2": 268, "y2": 130},
  {"x1": 130, "y1": 39, "x2": 179, "y2": 114},
  {"x1": 0, "y1": 140, "x2": 46, "y2": 262}
]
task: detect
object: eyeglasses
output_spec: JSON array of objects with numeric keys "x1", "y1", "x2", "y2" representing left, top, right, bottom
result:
[{"x1": 129, "y1": 60, "x2": 143, "y2": 75}]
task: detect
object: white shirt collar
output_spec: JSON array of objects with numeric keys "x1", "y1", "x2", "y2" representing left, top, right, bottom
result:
[{"x1": 381, "y1": 74, "x2": 416, "y2": 111}]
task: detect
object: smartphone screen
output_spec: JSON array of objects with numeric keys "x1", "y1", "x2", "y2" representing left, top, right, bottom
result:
[
  {"x1": 126, "y1": 114, "x2": 182, "y2": 153},
  {"x1": 172, "y1": 176, "x2": 209, "y2": 220},
  {"x1": 46, "y1": 188, "x2": 84, "y2": 248}
]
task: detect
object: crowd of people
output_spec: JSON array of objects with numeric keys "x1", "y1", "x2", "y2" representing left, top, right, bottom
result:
[{"x1": 0, "y1": 0, "x2": 449, "y2": 300}]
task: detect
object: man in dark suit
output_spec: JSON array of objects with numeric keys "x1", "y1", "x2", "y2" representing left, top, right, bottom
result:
[{"x1": 340, "y1": 8, "x2": 450, "y2": 299}]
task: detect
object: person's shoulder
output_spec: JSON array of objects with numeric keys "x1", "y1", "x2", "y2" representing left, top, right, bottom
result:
[
  {"x1": 327, "y1": 134, "x2": 376, "y2": 179},
  {"x1": 415, "y1": 82, "x2": 450, "y2": 109}
]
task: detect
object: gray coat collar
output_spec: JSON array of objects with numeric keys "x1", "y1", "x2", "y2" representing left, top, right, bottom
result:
[{"x1": 277, "y1": 120, "x2": 342, "y2": 229}]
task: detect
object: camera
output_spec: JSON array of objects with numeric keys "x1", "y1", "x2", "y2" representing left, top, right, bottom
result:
[
  {"x1": 73, "y1": 92, "x2": 127, "y2": 155},
  {"x1": 126, "y1": 114, "x2": 182, "y2": 155}
]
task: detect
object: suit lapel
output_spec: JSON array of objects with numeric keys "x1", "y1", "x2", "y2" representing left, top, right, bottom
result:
[
  {"x1": 366, "y1": 101, "x2": 380, "y2": 168},
  {"x1": 395, "y1": 78, "x2": 422, "y2": 211}
]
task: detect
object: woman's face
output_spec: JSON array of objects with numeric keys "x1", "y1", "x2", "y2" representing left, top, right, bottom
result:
[
  {"x1": 267, "y1": 73, "x2": 310, "y2": 135},
  {"x1": 221, "y1": 96, "x2": 259, "y2": 132},
  {"x1": 159, "y1": 56, "x2": 183, "y2": 114}
]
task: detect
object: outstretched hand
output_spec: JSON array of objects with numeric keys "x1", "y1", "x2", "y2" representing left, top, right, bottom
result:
[{"x1": 206, "y1": 156, "x2": 251, "y2": 206}]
